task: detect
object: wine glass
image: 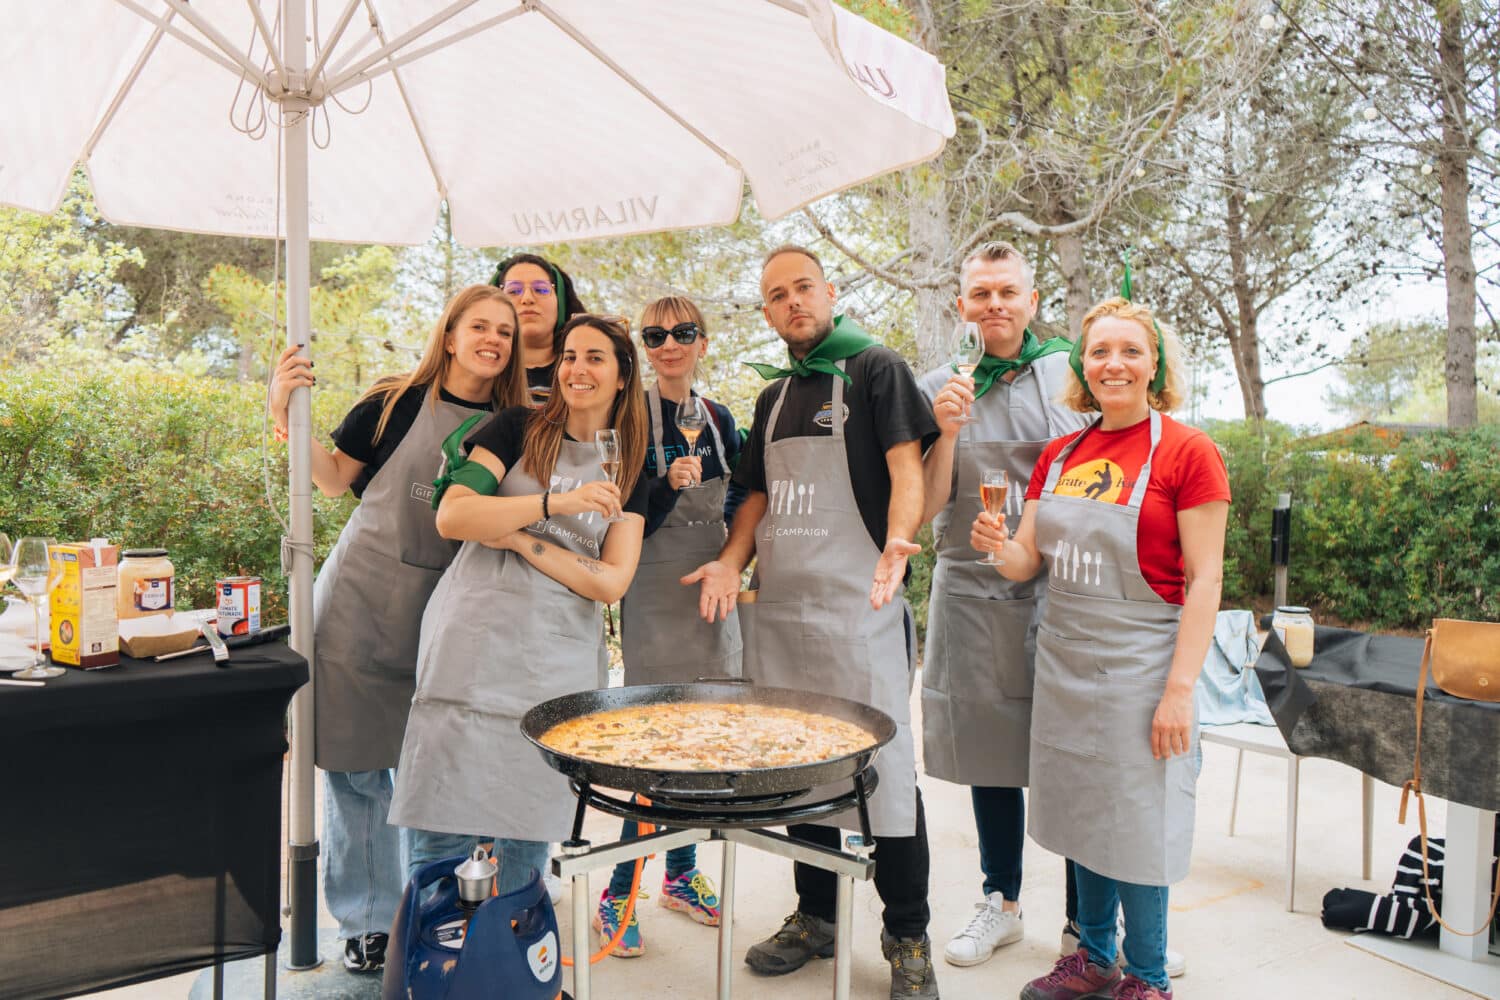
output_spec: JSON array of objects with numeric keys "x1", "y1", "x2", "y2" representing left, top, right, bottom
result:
[
  {"x1": 978, "y1": 469, "x2": 1009, "y2": 566},
  {"x1": 951, "y1": 322, "x2": 984, "y2": 425},
  {"x1": 594, "y1": 429, "x2": 626, "y2": 524},
  {"x1": 674, "y1": 395, "x2": 709, "y2": 489},
  {"x1": 12, "y1": 536, "x2": 65, "y2": 679},
  {"x1": 0, "y1": 533, "x2": 12, "y2": 591}
]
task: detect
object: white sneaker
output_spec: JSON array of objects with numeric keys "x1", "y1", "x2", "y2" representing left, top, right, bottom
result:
[
  {"x1": 943, "y1": 892, "x2": 1023, "y2": 967},
  {"x1": 543, "y1": 871, "x2": 564, "y2": 906},
  {"x1": 1059, "y1": 920, "x2": 1081, "y2": 956}
]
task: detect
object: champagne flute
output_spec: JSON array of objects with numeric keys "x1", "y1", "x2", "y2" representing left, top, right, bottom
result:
[
  {"x1": 594, "y1": 429, "x2": 626, "y2": 524},
  {"x1": 674, "y1": 394, "x2": 709, "y2": 489},
  {"x1": 951, "y1": 322, "x2": 984, "y2": 425},
  {"x1": 0, "y1": 533, "x2": 13, "y2": 591},
  {"x1": 12, "y1": 536, "x2": 65, "y2": 678},
  {"x1": 978, "y1": 469, "x2": 1009, "y2": 566}
]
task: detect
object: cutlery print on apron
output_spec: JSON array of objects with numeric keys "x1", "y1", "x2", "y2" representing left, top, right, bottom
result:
[
  {"x1": 1050, "y1": 539, "x2": 1104, "y2": 585},
  {"x1": 768, "y1": 478, "x2": 816, "y2": 515}
]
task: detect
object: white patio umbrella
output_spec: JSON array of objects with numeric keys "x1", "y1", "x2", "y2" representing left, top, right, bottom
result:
[{"x1": 0, "y1": 0, "x2": 953, "y2": 969}]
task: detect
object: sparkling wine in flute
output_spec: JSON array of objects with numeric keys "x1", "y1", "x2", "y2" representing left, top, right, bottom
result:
[
  {"x1": 600, "y1": 459, "x2": 623, "y2": 485},
  {"x1": 595, "y1": 429, "x2": 626, "y2": 523},
  {"x1": 979, "y1": 469, "x2": 1009, "y2": 565}
]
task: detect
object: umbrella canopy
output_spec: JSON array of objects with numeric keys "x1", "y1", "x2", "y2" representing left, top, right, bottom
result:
[{"x1": 0, "y1": 0, "x2": 953, "y2": 244}]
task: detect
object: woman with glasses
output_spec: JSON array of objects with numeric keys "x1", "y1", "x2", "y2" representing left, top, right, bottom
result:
[
  {"x1": 593, "y1": 296, "x2": 746, "y2": 957},
  {"x1": 390, "y1": 314, "x2": 651, "y2": 898},
  {"x1": 268, "y1": 285, "x2": 526, "y2": 975},
  {"x1": 490, "y1": 252, "x2": 588, "y2": 406}
]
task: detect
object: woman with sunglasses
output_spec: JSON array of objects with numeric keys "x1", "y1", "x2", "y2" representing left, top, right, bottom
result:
[
  {"x1": 268, "y1": 285, "x2": 526, "y2": 975},
  {"x1": 490, "y1": 252, "x2": 588, "y2": 407},
  {"x1": 593, "y1": 296, "x2": 746, "y2": 957},
  {"x1": 390, "y1": 314, "x2": 651, "y2": 898}
]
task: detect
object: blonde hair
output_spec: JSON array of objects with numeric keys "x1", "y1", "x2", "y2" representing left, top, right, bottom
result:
[
  {"x1": 641, "y1": 295, "x2": 707, "y2": 332},
  {"x1": 1062, "y1": 297, "x2": 1184, "y2": 413},
  {"x1": 362, "y1": 285, "x2": 525, "y2": 442},
  {"x1": 522, "y1": 315, "x2": 648, "y2": 501}
]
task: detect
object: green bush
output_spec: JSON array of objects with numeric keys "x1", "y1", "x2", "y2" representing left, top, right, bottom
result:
[{"x1": 0, "y1": 365, "x2": 357, "y2": 622}]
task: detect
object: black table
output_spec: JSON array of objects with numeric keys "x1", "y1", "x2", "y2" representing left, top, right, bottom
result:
[
  {"x1": 0, "y1": 643, "x2": 308, "y2": 1000},
  {"x1": 1257, "y1": 626, "x2": 1500, "y2": 982}
]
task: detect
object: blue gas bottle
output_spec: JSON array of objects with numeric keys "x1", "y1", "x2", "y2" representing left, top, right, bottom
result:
[{"x1": 382, "y1": 848, "x2": 564, "y2": 1000}]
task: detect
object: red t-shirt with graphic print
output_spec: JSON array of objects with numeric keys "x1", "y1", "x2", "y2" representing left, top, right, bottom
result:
[{"x1": 1025, "y1": 413, "x2": 1230, "y2": 604}]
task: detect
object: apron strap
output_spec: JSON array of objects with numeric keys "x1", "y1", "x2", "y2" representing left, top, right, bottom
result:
[
  {"x1": 647, "y1": 383, "x2": 668, "y2": 477},
  {"x1": 765, "y1": 359, "x2": 849, "y2": 443},
  {"x1": 1040, "y1": 409, "x2": 1163, "y2": 511}
]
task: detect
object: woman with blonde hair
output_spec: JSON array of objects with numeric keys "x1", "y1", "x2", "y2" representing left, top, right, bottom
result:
[
  {"x1": 391, "y1": 314, "x2": 651, "y2": 894},
  {"x1": 268, "y1": 283, "x2": 525, "y2": 974},
  {"x1": 971, "y1": 297, "x2": 1229, "y2": 1000}
]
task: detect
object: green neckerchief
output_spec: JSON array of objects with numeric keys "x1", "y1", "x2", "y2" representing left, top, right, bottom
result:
[
  {"x1": 959, "y1": 329, "x2": 1072, "y2": 400},
  {"x1": 430, "y1": 413, "x2": 497, "y2": 509},
  {"x1": 744, "y1": 314, "x2": 878, "y2": 386},
  {"x1": 1068, "y1": 248, "x2": 1167, "y2": 394}
]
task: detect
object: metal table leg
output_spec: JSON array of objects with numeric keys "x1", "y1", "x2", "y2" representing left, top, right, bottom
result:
[
  {"x1": 571, "y1": 868, "x2": 591, "y2": 1000},
  {"x1": 717, "y1": 839, "x2": 738, "y2": 1000},
  {"x1": 833, "y1": 871, "x2": 854, "y2": 1000}
]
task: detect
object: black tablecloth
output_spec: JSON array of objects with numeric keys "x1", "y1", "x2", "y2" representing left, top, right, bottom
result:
[
  {"x1": 1257, "y1": 626, "x2": 1500, "y2": 813},
  {"x1": 0, "y1": 643, "x2": 308, "y2": 1000}
]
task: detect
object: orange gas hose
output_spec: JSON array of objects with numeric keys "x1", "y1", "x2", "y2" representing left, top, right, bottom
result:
[{"x1": 560, "y1": 797, "x2": 655, "y2": 967}]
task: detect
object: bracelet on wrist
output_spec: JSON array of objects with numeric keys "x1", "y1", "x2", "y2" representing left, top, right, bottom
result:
[{"x1": 541, "y1": 491, "x2": 551, "y2": 520}]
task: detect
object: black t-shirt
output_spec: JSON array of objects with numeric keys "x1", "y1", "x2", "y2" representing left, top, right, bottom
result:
[
  {"x1": 526, "y1": 362, "x2": 557, "y2": 408},
  {"x1": 734, "y1": 345, "x2": 939, "y2": 551},
  {"x1": 332, "y1": 384, "x2": 492, "y2": 498},
  {"x1": 465, "y1": 406, "x2": 651, "y2": 520},
  {"x1": 642, "y1": 392, "x2": 748, "y2": 535}
]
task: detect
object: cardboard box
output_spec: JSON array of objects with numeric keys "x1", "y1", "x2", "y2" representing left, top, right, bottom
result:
[{"x1": 49, "y1": 541, "x2": 120, "y2": 669}]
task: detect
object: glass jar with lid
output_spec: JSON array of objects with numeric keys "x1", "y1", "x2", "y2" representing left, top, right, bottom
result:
[
  {"x1": 1272, "y1": 605, "x2": 1315, "y2": 668},
  {"x1": 118, "y1": 548, "x2": 174, "y2": 619}
]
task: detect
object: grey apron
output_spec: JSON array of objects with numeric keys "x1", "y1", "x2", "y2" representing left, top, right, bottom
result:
[
  {"x1": 313, "y1": 388, "x2": 482, "y2": 772},
  {"x1": 920, "y1": 364, "x2": 1075, "y2": 786},
  {"x1": 620, "y1": 385, "x2": 743, "y2": 682},
  {"x1": 389, "y1": 438, "x2": 611, "y2": 841},
  {"x1": 738, "y1": 364, "x2": 918, "y2": 838},
  {"x1": 1027, "y1": 410, "x2": 1196, "y2": 885}
]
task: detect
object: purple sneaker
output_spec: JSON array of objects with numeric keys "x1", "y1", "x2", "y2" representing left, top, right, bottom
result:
[
  {"x1": 1020, "y1": 948, "x2": 1122, "y2": 1000},
  {"x1": 1113, "y1": 975, "x2": 1172, "y2": 999}
]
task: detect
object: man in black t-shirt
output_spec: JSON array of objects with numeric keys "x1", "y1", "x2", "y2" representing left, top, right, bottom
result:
[{"x1": 685, "y1": 245, "x2": 940, "y2": 999}]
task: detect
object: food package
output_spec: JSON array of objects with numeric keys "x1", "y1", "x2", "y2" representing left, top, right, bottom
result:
[
  {"x1": 49, "y1": 540, "x2": 119, "y2": 669},
  {"x1": 119, "y1": 612, "x2": 204, "y2": 659}
]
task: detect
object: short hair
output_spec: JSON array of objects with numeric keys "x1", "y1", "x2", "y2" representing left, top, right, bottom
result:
[
  {"x1": 641, "y1": 295, "x2": 707, "y2": 334},
  {"x1": 960, "y1": 241, "x2": 1035, "y2": 294},
  {"x1": 761, "y1": 243, "x2": 825, "y2": 278},
  {"x1": 1061, "y1": 297, "x2": 1185, "y2": 414}
]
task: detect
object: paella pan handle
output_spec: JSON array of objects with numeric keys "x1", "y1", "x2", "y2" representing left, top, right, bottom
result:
[
  {"x1": 692, "y1": 675, "x2": 752, "y2": 685},
  {"x1": 644, "y1": 779, "x2": 745, "y2": 799}
]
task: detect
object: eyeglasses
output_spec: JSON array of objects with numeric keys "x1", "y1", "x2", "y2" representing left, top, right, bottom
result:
[
  {"x1": 641, "y1": 322, "x2": 702, "y2": 349},
  {"x1": 502, "y1": 279, "x2": 555, "y2": 298}
]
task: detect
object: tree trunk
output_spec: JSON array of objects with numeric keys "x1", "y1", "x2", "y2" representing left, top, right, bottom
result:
[
  {"x1": 1434, "y1": 0, "x2": 1477, "y2": 427},
  {"x1": 1222, "y1": 122, "x2": 1267, "y2": 422},
  {"x1": 1054, "y1": 230, "x2": 1092, "y2": 339},
  {"x1": 904, "y1": 0, "x2": 953, "y2": 374}
]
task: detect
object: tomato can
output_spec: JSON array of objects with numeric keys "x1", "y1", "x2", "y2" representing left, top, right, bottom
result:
[{"x1": 216, "y1": 576, "x2": 262, "y2": 637}]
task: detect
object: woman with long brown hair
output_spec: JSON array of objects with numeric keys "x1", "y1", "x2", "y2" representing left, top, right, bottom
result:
[
  {"x1": 390, "y1": 314, "x2": 650, "y2": 895},
  {"x1": 268, "y1": 284, "x2": 525, "y2": 975}
]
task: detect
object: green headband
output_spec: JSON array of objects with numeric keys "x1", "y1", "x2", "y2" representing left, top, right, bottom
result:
[{"x1": 1068, "y1": 247, "x2": 1167, "y2": 394}]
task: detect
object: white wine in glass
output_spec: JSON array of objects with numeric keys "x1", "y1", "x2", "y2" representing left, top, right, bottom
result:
[
  {"x1": 979, "y1": 469, "x2": 1008, "y2": 566},
  {"x1": 594, "y1": 429, "x2": 626, "y2": 524},
  {"x1": 951, "y1": 322, "x2": 984, "y2": 425},
  {"x1": 674, "y1": 394, "x2": 709, "y2": 489},
  {"x1": 12, "y1": 536, "x2": 65, "y2": 678}
]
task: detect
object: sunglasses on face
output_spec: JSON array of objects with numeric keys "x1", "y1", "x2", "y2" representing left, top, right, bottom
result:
[
  {"x1": 641, "y1": 322, "x2": 702, "y2": 349},
  {"x1": 502, "y1": 279, "x2": 555, "y2": 298}
]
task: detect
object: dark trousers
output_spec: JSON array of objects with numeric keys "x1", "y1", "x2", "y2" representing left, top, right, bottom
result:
[
  {"x1": 787, "y1": 786, "x2": 931, "y2": 940},
  {"x1": 1066, "y1": 857, "x2": 1079, "y2": 923},
  {"x1": 971, "y1": 785, "x2": 1024, "y2": 900}
]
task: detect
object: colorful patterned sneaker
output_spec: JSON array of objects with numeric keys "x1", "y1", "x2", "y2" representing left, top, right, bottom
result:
[
  {"x1": 658, "y1": 868, "x2": 722, "y2": 926},
  {"x1": 1113, "y1": 974, "x2": 1172, "y2": 999},
  {"x1": 592, "y1": 889, "x2": 646, "y2": 958},
  {"x1": 1020, "y1": 948, "x2": 1122, "y2": 1000},
  {"x1": 744, "y1": 911, "x2": 836, "y2": 975},
  {"x1": 881, "y1": 930, "x2": 940, "y2": 999},
  {"x1": 341, "y1": 932, "x2": 387, "y2": 973}
]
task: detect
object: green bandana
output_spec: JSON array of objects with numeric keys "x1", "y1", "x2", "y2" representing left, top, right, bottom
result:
[
  {"x1": 744, "y1": 314, "x2": 878, "y2": 386},
  {"x1": 430, "y1": 412, "x2": 496, "y2": 508},
  {"x1": 1068, "y1": 248, "x2": 1167, "y2": 394},
  {"x1": 960, "y1": 329, "x2": 1072, "y2": 400}
]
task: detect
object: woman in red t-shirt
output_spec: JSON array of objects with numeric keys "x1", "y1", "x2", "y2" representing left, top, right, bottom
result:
[{"x1": 972, "y1": 298, "x2": 1228, "y2": 1000}]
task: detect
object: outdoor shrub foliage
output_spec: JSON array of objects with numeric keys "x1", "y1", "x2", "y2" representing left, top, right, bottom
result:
[
  {"x1": 0, "y1": 365, "x2": 357, "y2": 622},
  {"x1": 2, "y1": 366, "x2": 1494, "y2": 637}
]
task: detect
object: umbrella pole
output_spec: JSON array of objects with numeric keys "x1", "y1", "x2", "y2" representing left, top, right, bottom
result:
[{"x1": 282, "y1": 0, "x2": 320, "y2": 972}]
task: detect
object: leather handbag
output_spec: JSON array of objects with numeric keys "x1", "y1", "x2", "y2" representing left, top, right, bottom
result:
[{"x1": 1398, "y1": 619, "x2": 1500, "y2": 935}]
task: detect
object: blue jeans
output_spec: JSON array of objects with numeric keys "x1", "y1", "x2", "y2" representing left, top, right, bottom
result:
[
  {"x1": 323, "y1": 769, "x2": 405, "y2": 939},
  {"x1": 971, "y1": 785, "x2": 1024, "y2": 900},
  {"x1": 608, "y1": 819, "x2": 697, "y2": 898},
  {"x1": 405, "y1": 828, "x2": 550, "y2": 896},
  {"x1": 1073, "y1": 862, "x2": 1170, "y2": 988}
]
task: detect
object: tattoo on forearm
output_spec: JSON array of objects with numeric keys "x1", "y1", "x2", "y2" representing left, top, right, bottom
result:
[
  {"x1": 575, "y1": 557, "x2": 603, "y2": 575},
  {"x1": 532, "y1": 542, "x2": 545, "y2": 556}
]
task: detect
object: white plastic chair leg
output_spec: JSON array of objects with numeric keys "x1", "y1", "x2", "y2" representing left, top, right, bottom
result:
[
  {"x1": 1361, "y1": 772, "x2": 1373, "y2": 881},
  {"x1": 1228, "y1": 748, "x2": 1244, "y2": 836},
  {"x1": 1285, "y1": 755, "x2": 1300, "y2": 912}
]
